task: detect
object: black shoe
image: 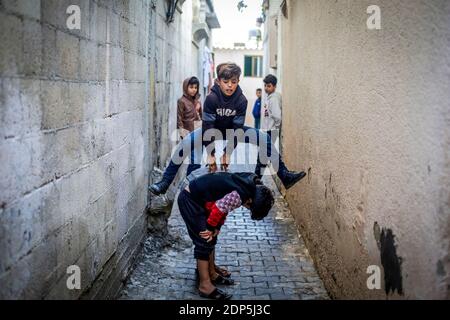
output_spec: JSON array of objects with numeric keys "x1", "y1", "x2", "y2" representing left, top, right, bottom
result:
[
  {"x1": 279, "y1": 171, "x2": 307, "y2": 190},
  {"x1": 254, "y1": 164, "x2": 264, "y2": 179},
  {"x1": 149, "y1": 180, "x2": 170, "y2": 195}
]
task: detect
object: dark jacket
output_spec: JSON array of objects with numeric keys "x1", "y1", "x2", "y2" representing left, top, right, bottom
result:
[
  {"x1": 189, "y1": 172, "x2": 258, "y2": 206},
  {"x1": 252, "y1": 98, "x2": 261, "y2": 119},
  {"x1": 201, "y1": 83, "x2": 248, "y2": 152},
  {"x1": 177, "y1": 77, "x2": 202, "y2": 133}
]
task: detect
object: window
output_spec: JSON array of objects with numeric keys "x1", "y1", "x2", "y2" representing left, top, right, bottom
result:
[{"x1": 244, "y1": 56, "x2": 263, "y2": 78}]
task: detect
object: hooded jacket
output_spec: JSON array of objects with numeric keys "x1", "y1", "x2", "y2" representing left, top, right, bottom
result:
[
  {"x1": 177, "y1": 77, "x2": 202, "y2": 134},
  {"x1": 201, "y1": 83, "x2": 248, "y2": 152}
]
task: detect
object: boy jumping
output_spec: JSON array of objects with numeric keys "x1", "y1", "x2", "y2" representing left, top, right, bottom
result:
[{"x1": 150, "y1": 63, "x2": 306, "y2": 195}]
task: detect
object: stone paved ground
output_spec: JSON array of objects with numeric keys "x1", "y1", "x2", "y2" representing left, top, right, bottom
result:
[{"x1": 119, "y1": 145, "x2": 329, "y2": 300}]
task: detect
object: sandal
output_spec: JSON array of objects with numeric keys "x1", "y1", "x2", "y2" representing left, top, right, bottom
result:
[
  {"x1": 215, "y1": 265, "x2": 231, "y2": 278},
  {"x1": 195, "y1": 268, "x2": 231, "y2": 278},
  {"x1": 199, "y1": 288, "x2": 232, "y2": 300},
  {"x1": 194, "y1": 269, "x2": 234, "y2": 285},
  {"x1": 212, "y1": 274, "x2": 235, "y2": 286}
]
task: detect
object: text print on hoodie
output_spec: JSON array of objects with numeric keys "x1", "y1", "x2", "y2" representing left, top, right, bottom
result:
[{"x1": 201, "y1": 82, "x2": 248, "y2": 152}]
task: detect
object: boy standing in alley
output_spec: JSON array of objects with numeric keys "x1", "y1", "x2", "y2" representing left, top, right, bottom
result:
[
  {"x1": 252, "y1": 88, "x2": 262, "y2": 129},
  {"x1": 177, "y1": 76, "x2": 202, "y2": 139},
  {"x1": 256, "y1": 74, "x2": 282, "y2": 177},
  {"x1": 261, "y1": 74, "x2": 282, "y2": 137}
]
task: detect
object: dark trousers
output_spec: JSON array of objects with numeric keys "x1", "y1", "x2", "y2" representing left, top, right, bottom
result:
[
  {"x1": 178, "y1": 190, "x2": 217, "y2": 261},
  {"x1": 162, "y1": 126, "x2": 288, "y2": 185}
]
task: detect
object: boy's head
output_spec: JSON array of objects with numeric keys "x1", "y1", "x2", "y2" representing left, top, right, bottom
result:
[
  {"x1": 256, "y1": 88, "x2": 262, "y2": 99},
  {"x1": 187, "y1": 76, "x2": 199, "y2": 98},
  {"x1": 216, "y1": 63, "x2": 241, "y2": 97},
  {"x1": 249, "y1": 184, "x2": 274, "y2": 221},
  {"x1": 263, "y1": 74, "x2": 277, "y2": 95}
]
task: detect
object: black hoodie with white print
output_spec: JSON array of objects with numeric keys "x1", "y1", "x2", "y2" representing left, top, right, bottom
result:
[{"x1": 201, "y1": 83, "x2": 248, "y2": 153}]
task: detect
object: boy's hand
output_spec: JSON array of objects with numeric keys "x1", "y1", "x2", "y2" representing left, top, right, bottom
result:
[
  {"x1": 207, "y1": 155, "x2": 217, "y2": 173},
  {"x1": 200, "y1": 229, "x2": 219, "y2": 242},
  {"x1": 220, "y1": 154, "x2": 230, "y2": 171}
]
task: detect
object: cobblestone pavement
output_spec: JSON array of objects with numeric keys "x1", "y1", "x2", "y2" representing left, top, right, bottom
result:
[{"x1": 119, "y1": 145, "x2": 329, "y2": 300}]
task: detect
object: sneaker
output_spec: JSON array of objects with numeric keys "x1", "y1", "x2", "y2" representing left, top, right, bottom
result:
[
  {"x1": 279, "y1": 170, "x2": 307, "y2": 190},
  {"x1": 254, "y1": 164, "x2": 264, "y2": 180},
  {"x1": 149, "y1": 180, "x2": 170, "y2": 195}
]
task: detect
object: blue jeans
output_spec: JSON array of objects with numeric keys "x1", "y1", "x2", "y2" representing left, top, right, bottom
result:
[
  {"x1": 161, "y1": 126, "x2": 287, "y2": 184},
  {"x1": 254, "y1": 118, "x2": 260, "y2": 130}
]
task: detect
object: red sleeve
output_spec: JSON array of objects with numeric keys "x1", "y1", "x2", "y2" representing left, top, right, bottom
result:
[{"x1": 205, "y1": 202, "x2": 227, "y2": 231}]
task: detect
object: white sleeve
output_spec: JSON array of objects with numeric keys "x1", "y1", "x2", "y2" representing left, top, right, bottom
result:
[{"x1": 271, "y1": 94, "x2": 282, "y2": 128}]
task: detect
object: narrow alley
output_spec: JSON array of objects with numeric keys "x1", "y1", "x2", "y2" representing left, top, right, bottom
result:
[
  {"x1": 1, "y1": 0, "x2": 449, "y2": 302},
  {"x1": 120, "y1": 146, "x2": 328, "y2": 300}
]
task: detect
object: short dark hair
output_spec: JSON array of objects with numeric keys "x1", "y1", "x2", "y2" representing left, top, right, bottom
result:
[
  {"x1": 250, "y1": 185, "x2": 275, "y2": 221},
  {"x1": 256, "y1": 88, "x2": 262, "y2": 92},
  {"x1": 188, "y1": 76, "x2": 199, "y2": 87},
  {"x1": 263, "y1": 74, "x2": 278, "y2": 86},
  {"x1": 217, "y1": 63, "x2": 242, "y2": 80}
]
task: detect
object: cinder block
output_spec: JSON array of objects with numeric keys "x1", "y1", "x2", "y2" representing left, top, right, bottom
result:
[
  {"x1": 0, "y1": 135, "x2": 41, "y2": 205},
  {"x1": 0, "y1": 230, "x2": 58, "y2": 299},
  {"x1": 22, "y1": 19, "x2": 42, "y2": 76},
  {"x1": 128, "y1": 23, "x2": 139, "y2": 52},
  {"x1": 56, "y1": 30, "x2": 80, "y2": 79},
  {"x1": 0, "y1": 78, "x2": 22, "y2": 139},
  {"x1": 41, "y1": 0, "x2": 68, "y2": 29},
  {"x1": 119, "y1": 18, "x2": 131, "y2": 50},
  {"x1": 96, "y1": 44, "x2": 107, "y2": 80},
  {"x1": 118, "y1": 81, "x2": 144, "y2": 113},
  {"x1": 136, "y1": 55, "x2": 147, "y2": 82},
  {"x1": 87, "y1": 117, "x2": 114, "y2": 160},
  {"x1": 83, "y1": 83, "x2": 107, "y2": 120},
  {"x1": 108, "y1": 80, "x2": 120, "y2": 115},
  {"x1": 40, "y1": 80, "x2": 70, "y2": 129},
  {"x1": 79, "y1": 39, "x2": 98, "y2": 80},
  {"x1": 89, "y1": 3, "x2": 107, "y2": 44},
  {"x1": 108, "y1": 11, "x2": 120, "y2": 46},
  {"x1": 0, "y1": 12, "x2": 23, "y2": 76},
  {"x1": 41, "y1": 24, "x2": 58, "y2": 77},
  {"x1": 2, "y1": 0, "x2": 41, "y2": 20},
  {"x1": 109, "y1": 46, "x2": 124, "y2": 80},
  {"x1": 0, "y1": 87, "x2": 44, "y2": 183},
  {"x1": 0, "y1": 182, "x2": 56, "y2": 274}
]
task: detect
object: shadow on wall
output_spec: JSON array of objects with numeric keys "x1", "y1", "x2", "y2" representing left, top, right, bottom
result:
[{"x1": 374, "y1": 222, "x2": 404, "y2": 296}]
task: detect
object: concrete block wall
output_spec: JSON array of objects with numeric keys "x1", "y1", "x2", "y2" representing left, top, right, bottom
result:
[
  {"x1": 149, "y1": 0, "x2": 197, "y2": 172},
  {"x1": 0, "y1": 0, "x2": 151, "y2": 299}
]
